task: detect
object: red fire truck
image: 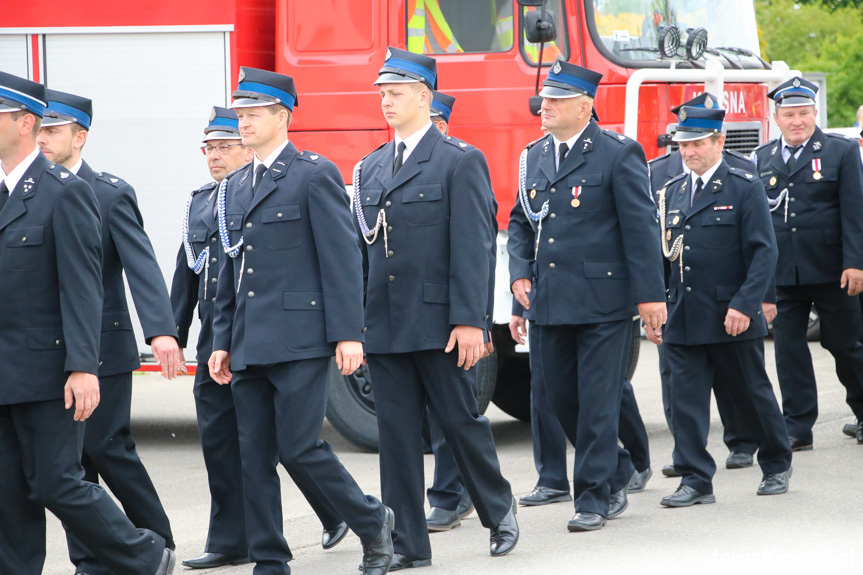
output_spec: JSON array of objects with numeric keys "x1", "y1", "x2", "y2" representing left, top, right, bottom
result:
[{"x1": 1, "y1": 0, "x2": 795, "y2": 449}]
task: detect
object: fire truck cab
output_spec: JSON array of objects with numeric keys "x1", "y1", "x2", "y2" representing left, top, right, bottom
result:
[{"x1": 1, "y1": 0, "x2": 795, "y2": 450}]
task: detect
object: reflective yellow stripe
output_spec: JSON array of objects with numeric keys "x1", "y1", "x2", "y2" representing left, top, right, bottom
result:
[
  {"x1": 496, "y1": 15, "x2": 513, "y2": 49},
  {"x1": 407, "y1": 1, "x2": 426, "y2": 53},
  {"x1": 425, "y1": 0, "x2": 462, "y2": 53}
]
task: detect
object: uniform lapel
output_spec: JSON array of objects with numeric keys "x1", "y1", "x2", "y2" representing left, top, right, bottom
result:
[
  {"x1": 767, "y1": 140, "x2": 788, "y2": 176},
  {"x1": 537, "y1": 136, "x2": 556, "y2": 183},
  {"x1": 232, "y1": 164, "x2": 254, "y2": 214},
  {"x1": 0, "y1": 153, "x2": 46, "y2": 233},
  {"x1": 551, "y1": 121, "x2": 599, "y2": 185},
  {"x1": 249, "y1": 142, "x2": 298, "y2": 211},
  {"x1": 201, "y1": 188, "x2": 218, "y2": 232},
  {"x1": 686, "y1": 162, "x2": 725, "y2": 220},
  {"x1": 671, "y1": 176, "x2": 691, "y2": 220},
  {"x1": 385, "y1": 127, "x2": 439, "y2": 195},
  {"x1": 373, "y1": 141, "x2": 396, "y2": 190},
  {"x1": 791, "y1": 127, "x2": 824, "y2": 178}
]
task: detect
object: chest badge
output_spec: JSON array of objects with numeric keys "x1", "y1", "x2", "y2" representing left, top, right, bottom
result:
[
  {"x1": 769, "y1": 176, "x2": 777, "y2": 186},
  {"x1": 812, "y1": 158, "x2": 822, "y2": 180},
  {"x1": 530, "y1": 189, "x2": 537, "y2": 199},
  {"x1": 672, "y1": 215, "x2": 680, "y2": 225},
  {"x1": 666, "y1": 230, "x2": 672, "y2": 240},
  {"x1": 571, "y1": 186, "x2": 581, "y2": 208}
]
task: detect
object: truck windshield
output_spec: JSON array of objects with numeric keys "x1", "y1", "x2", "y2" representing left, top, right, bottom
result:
[{"x1": 588, "y1": 0, "x2": 763, "y2": 68}]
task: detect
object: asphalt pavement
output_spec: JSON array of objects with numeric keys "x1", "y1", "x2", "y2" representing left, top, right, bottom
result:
[{"x1": 42, "y1": 340, "x2": 861, "y2": 575}]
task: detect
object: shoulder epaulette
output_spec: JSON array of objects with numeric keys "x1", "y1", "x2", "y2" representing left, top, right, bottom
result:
[
  {"x1": 648, "y1": 152, "x2": 672, "y2": 165},
  {"x1": 442, "y1": 135, "x2": 474, "y2": 151},
  {"x1": 727, "y1": 166, "x2": 757, "y2": 180},
  {"x1": 602, "y1": 128, "x2": 632, "y2": 145},
  {"x1": 44, "y1": 164, "x2": 75, "y2": 184},
  {"x1": 194, "y1": 181, "x2": 218, "y2": 194},
  {"x1": 524, "y1": 134, "x2": 549, "y2": 152},
  {"x1": 663, "y1": 171, "x2": 688, "y2": 189},
  {"x1": 824, "y1": 131, "x2": 856, "y2": 142},
  {"x1": 725, "y1": 149, "x2": 751, "y2": 162},
  {"x1": 94, "y1": 171, "x2": 126, "y2": 188},
  {"x1": 297, "y1": 150, "x2": 324, "y2": 163},
  {"x1": 224, "y1": 162, "x2": 251, "y2": 182},
  {"x1": 754, "y1": 139, "x2": 778, "y2": 153}
]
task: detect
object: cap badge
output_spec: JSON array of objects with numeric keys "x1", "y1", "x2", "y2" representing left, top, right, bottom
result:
[
  {"x1": 552, "y1": 61, "x2": 562, "y2": 74},
  {"x1": 209, "y1": 107, "x2": 217, "y2": 122},
  {"x1": 792, "y1": 77, "x2": 800, "y2": 88},
  {"x1": 678, "y1": 108, "x2": 687, "y2": 122},
  {"x1": 704, "y1": 95, "x2": 714, "y2": 109},
  {"x1": 238, "y1": 68, "x2": 246, "y2": 82},
  {"x1": 386, "y1": 48, "x2": 392, "y2": 60}
]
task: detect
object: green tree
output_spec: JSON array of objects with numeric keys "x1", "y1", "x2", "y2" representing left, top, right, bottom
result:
[{"x1": 756, "y1": 0, "x2": 863, "y2": 125}]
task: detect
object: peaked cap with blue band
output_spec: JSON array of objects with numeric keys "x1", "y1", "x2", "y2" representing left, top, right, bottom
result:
[
  {"x1": 539, "y1": 59, "x2": 603, "y2": 99},
  {"x1": 203, "y1": 106, "x2": 241, "y2": 142},
  {"x1": 232, "y1": 67, "x2": 298, "y2": 110},
  {"x1": 43, "y1": 89, "x2": 93, "y2": 130},
  {"x1": 767, "y1": 76, "x2": 817, "y2": 108},
  {"x1": 375, "y1": 47, "x2": 437, "y2": 91},
  {"x1": 670, "y1": 91, "x2": 720, "y2": 115},
  {"x1": 430, "y1": 90, "x2": 455, "y2": 123},
  {"x1": 672, "y1": 105, "x2": 725, "y2": 142},
  {"x1": 0, "y1": 70, "x2": 47, "y2": 118}
]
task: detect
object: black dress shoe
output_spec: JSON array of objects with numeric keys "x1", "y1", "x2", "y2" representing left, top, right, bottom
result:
[
  {"x1": 182, "y1": 552, "x2": 250, "y2": 569},
  {"x1": 628, "y1": 467, "x2": 652, "y2": 493},
  {"x1": 660, "y1": 485, "x2": 716, "y2": 508},
  {"x1": 426, "y1": 506, "x2": 460, "y2": 532},
  {"x1": 789, "y1": 436, "x2": 813, "y2": 452},
  {"x1": 518, "y1": 485, "x2": 572, "y2": 506},
  {"x1": 725, "y1": 451, "x2": 754, "y2": 469},
  {"x1": 757, "y1": 467, "x2": 792, "y2": 495},
  {"x1": 857, "y1": 421, "x2": 863, "y2": 444},
  {"x1": 389, "y1": 553, "x2": 432, "y2": 571},
  {"x1": 155, "y1": 548, "x2": 176, "y2": 575},
  {"x1": 567, "y1": 512, "x2": 606, "y2": 532},
  {"x1": 661, "y1": 464, "x2": 682, "y2": 478},
  {"x1": 489, "y1": 500, "x2": 518, "y2": 557},
  {"x1": 607, "y1": 487, "x2": 628, "y2": 519},
  {"x1": 361, "y1": 506, "x2": 395, "y2": 575},
  {"x1": 457, "y1": 494, "x2": 474, "y2": 519},
  {"x1": 842, "y1": 421, "x2": 857, "y2": 438},
  {"x1": 322, "y1": 521, "x2": 349, "y2": 549}
]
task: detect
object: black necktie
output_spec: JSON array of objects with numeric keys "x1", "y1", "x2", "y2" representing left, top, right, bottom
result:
[
  {"x1": 557, "y1": 143, "x2": 569, "y2": 172},
  {"x1": 0, "y1": 181, "x2": 9, "y2": 214},
  {"x1": 393, "y1": 142, "x2": 406, "y2": 176},
  {"x1": 785, "y1": 144, "x2": 802, "y2": 172},
  {"x1": 252, "y1": 164, "x2": 267, "y2": 195},
  {"x1": 691, "y1": 177, "x2": 704, "y2": 207}
]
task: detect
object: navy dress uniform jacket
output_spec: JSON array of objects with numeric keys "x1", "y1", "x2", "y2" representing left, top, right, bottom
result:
[
  {"x1": 508, "y1": 122, "x2": 666, "y2": 322},
  {"x1": 753, "y1": 126, "x2": 863, "y2": 286},
  {"x1": 171, "y1": 181, "x2": 220, "y2": 362},
  {"x1": 78, "y1": 160, "x2": 177, "y2": 375},
  {"x1": 661, "y1": 163, "x2": 777, "y2": 345},
  {"x1": 213, "y1": 143, "x2": 365, "y2": 369},
  {"x1": 0, "y1": 153, "x2": 103, "y2": 404},
  {"x1": 356, "y1": 129, "x2": 495, "y2": 353}
]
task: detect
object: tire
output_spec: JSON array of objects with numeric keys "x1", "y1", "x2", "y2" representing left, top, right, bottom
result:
[
  {"x1": 326, "y1": 352, "x2": 500, "y2": 452},
  {"x1": 490, "y1": 317, "x2": 642, "y2": 422}
]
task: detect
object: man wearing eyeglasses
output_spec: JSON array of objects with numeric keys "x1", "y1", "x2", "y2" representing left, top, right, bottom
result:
[{"x1": 37, "y1": 88, "x2": 181, "y2": 575}]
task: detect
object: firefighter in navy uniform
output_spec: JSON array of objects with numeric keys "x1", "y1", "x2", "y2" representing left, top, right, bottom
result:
[
  {"x1": 208, "y1": 67, "x2": 394, "y2": 575},
  {"x1": 655, "y1": 105, "x2": 792, "y2": 507},
  {"x1": 173, "y1": 108, "x2": 352, "y2": 569},
  {"x1": 753, "y1": 77, "x2": 863, "y2": 450},
  {"x1": 423, "y1": 89, "x2": 480, "y2": 532},
  {"x1": 37, "y1": 89, "x2": 181, "y2": 575},
  {"x1": 0, "y1": 71, "x2": 175, "y2": 575},
  {"x1": 355, "y1": 48, "x2": 518, "y2": 570},
  {"x1": 648, "y1": 92, "x2": 761, "y2": 476},
  {"x1": 506, "y1": 59, "x2": 666, "y2": 532}
]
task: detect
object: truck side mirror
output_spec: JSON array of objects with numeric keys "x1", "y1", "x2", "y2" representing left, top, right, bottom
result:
[
  {"x1": 529, "y1": 95, "x2": 543, "y2": 116},
  {"x1": 524, "y1": 10, "x2": 557, "y2": 44}
]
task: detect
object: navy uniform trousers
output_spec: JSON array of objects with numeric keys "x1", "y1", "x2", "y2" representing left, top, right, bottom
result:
[
  {"x1": 368, "y1": 351, "x2": 512, "y2": 560},
  {"x1": 666, "y1": 341, "x2": 791, "y2": 493},
  {"x1": 650, "y1": 149, "x2": 759, "y2": 456},
  {"x1": 0, "y1": 401, "x2": 167, "y2": 575},
  {"x1": 425, "y1": 380, "x2": 474, "y2": 511},
  {"x1": 530, "y1": 321, "x2": 650, "y2": 492}
]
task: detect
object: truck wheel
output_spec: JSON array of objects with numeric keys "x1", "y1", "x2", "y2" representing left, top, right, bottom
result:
[
  {"x1": 326, "y1": 352, "x2": 499, "y2": 452},
  {"x1": 490, "y1": 318, "x2": 642, "y2": 422},
  {"x1": 326, "y1": 360, "x2": 379, "y2": 452}
]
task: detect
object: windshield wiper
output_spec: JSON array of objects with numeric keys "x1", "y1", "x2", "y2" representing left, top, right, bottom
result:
[
  {"x1": 714, "y1": 46, "x2": 771, "y2": 69},
  {"x1": 705, "y1": 48, "x2": 742, "y2": 70}
]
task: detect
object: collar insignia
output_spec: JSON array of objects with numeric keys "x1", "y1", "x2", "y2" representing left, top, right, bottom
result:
[
  {"x1": 712, "y1": 179, "x2": 722, "y2": 185},
  {"x1": 813, "y1": 141, "x2": 822, "y2": 151}
]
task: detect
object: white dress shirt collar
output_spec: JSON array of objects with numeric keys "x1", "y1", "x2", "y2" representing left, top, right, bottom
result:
[
  {"x1": 1, "y1": 147, "x2": 41, "y2": 195},
  {"x1": 395, "y1": 121, "x2": 433, "y2": 163}
]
